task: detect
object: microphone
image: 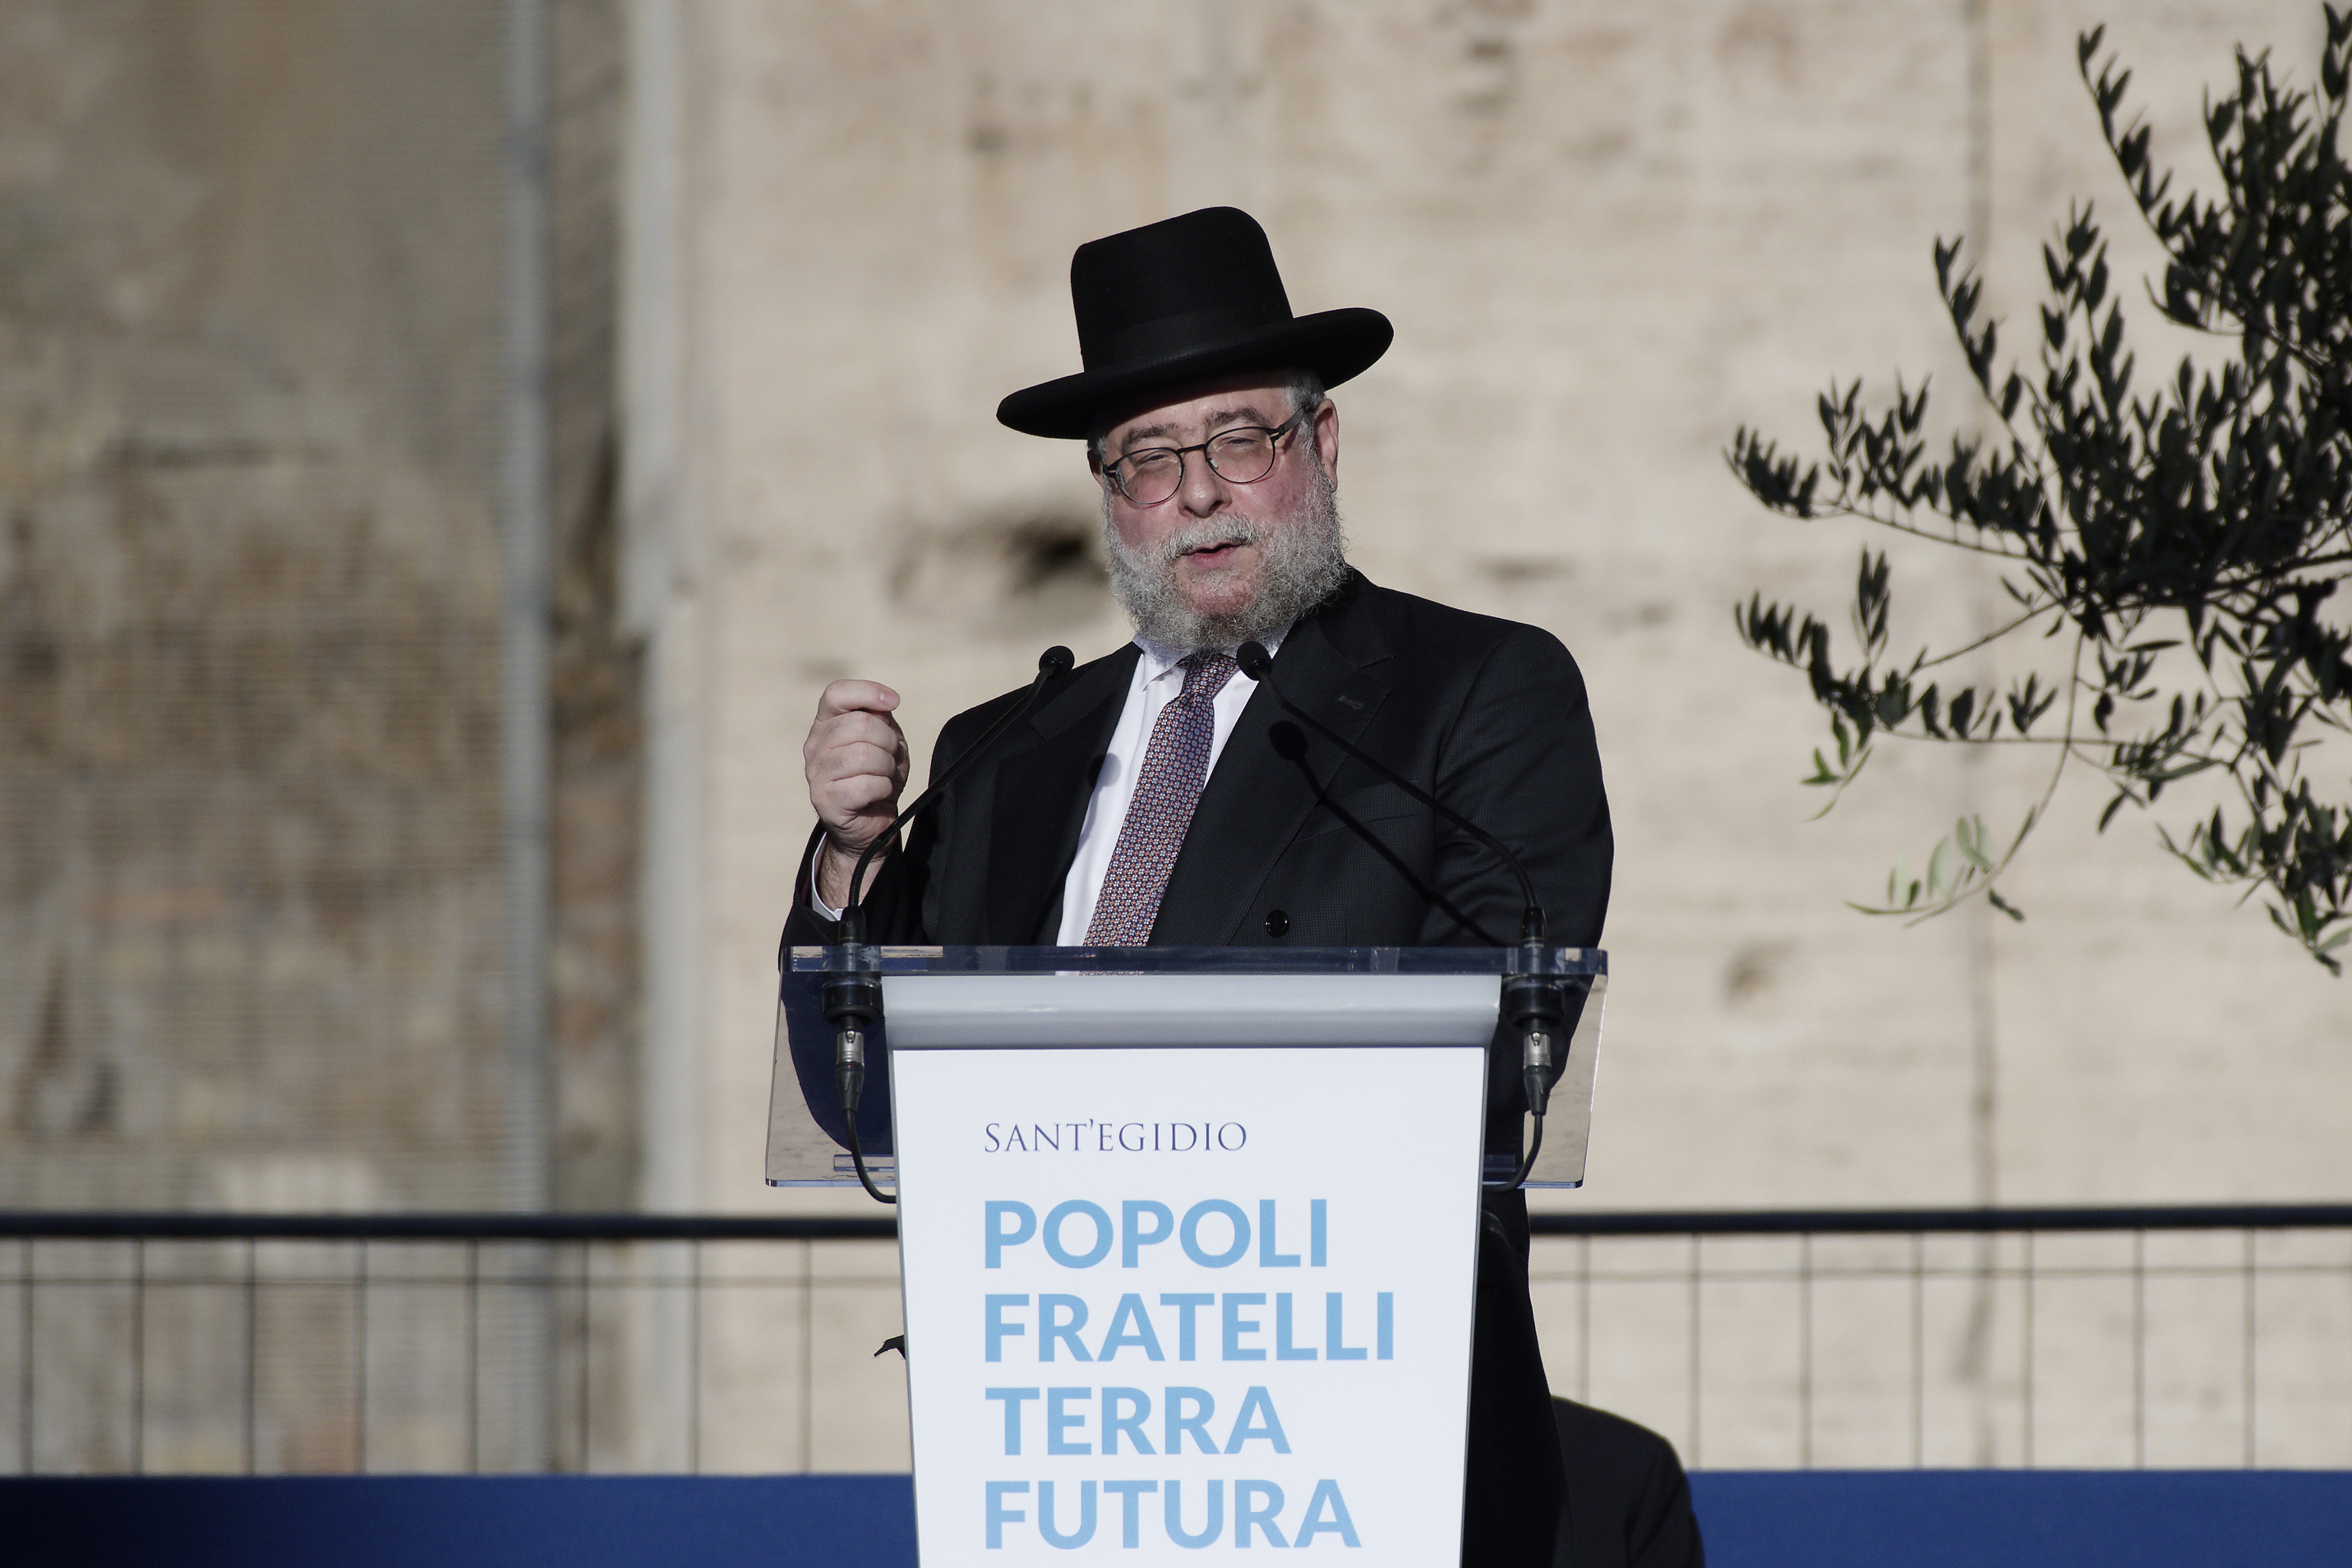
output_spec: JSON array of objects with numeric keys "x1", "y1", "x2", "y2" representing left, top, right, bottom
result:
[
  {"x1": 1236, "y1": 639, "x2": 1569, "y2": 1187},
  {"x1": 822, "y1": 645, "x2": 1076, "y2": 1204}
]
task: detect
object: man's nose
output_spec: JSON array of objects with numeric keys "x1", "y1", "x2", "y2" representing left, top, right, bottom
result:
[{"x1": 1174, "y1": 446, "x2": 1232, "y2": 516}]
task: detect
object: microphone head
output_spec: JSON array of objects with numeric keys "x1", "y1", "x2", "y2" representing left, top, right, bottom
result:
[
  {"x1": 1038, "y1": 645, "x2": 1075, "y2": 677},
  {"x1": 1236, "y1": 640, "x2": 1272, "y2": 679}
]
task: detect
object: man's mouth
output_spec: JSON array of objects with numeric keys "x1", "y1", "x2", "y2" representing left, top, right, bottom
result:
[{"x1": 1177, "y1": 539, "x2": 1247, "y2": 565}]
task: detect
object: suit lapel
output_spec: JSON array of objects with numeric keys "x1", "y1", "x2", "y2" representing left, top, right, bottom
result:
[
  {"x1": 1152, "y1": 577, "x2": 1396, "y2": 943},
  {"x1": 984, "y1": 643, "x2": 1138, "y2": 944}
]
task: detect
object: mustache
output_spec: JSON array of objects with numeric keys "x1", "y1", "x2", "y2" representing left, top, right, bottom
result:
[{"x1": 1157, "y1": 518, "x2": 1257, "y2": 562}]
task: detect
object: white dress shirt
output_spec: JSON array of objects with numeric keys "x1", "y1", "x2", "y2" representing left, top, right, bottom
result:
[{"x1": 808, "y1": 628, "x2": 1289, "y2": 936}]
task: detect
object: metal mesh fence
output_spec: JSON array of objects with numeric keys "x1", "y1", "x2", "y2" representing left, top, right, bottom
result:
[{"x1": 5, "y1": 1210, "x2": 2348, "y2": 1475}]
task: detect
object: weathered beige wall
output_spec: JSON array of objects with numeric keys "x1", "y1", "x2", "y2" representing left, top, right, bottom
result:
[
  {"x1": 635, "y1": 0, "x2": 2352, "y2": 1207},
  {"x1": 0, "y1": 0, "x2": 639, "y2": 1216},
  {"x1": 630, "y1": 0, "x2": 2350, "y2": 1468},
  {"x1": 0, "y1": 0, "x2": 511, "y2": 1212}
]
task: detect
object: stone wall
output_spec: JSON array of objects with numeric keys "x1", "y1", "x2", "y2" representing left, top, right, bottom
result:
[
  {"x1": 631, "y1": 0, "x2": 2350, "y2": 1469},
  {"x1": 0, "y1": 0, "x2": 634, "y2": 1215}
]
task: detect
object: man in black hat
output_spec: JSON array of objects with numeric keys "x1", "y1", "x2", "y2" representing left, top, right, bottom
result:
[{"x1": 788, "y1": 207, "x2": 1613, "y2": 1567}]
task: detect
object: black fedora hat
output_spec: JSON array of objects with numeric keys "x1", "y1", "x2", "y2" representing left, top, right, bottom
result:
[{"x1": 997, "y1": 207, "x2": 1393, "y2": 439}]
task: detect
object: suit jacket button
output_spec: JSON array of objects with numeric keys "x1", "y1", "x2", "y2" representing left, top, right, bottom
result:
[{"x1": 1263, "y1": 909, "x2": 1290, "y2": 938}]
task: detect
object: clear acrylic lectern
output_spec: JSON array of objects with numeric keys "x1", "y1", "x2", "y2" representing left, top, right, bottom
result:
[{"x1": 767, "y1": 946, "x2": 1607, "y2": 1191}]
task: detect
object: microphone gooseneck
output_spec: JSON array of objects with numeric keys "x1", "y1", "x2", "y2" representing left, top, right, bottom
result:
[
  {"x1": 823, "y1": 645, "x2": 1076, "y2": 1204},
  {"x1": 1236, "y1": 639, "x2": 1566, "y2": 1190},
  {"x1": 1236, "y1": 642, "x2": 1544, "y2": 943}
]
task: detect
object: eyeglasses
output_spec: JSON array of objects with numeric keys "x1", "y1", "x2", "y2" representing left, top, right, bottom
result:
[{"x1": 1101, "y1": 408, "x2": 1308, "y2": 506}]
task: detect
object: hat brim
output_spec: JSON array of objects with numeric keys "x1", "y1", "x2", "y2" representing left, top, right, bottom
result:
[{"x1": 995, "y1": 307, "x2": 1393, "y2": 439}]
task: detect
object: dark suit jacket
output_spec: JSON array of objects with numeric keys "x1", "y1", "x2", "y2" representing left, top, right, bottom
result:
[
  {"x1": 1551, "y1": 1399, "x2": 1707, "y2": 1568},
  {"x1": 788, "y1": 567, "x2": 1610, "y2": 961}
]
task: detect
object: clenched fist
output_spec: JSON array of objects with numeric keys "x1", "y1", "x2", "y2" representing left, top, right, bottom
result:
[{"x1": 803, "y1": 679, "x2": 910, "y2": 909}]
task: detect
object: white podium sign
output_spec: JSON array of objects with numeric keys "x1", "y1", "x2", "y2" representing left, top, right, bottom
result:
[{"x1": 888, "y1": 973, "x2": 1492, "y2": 1564}]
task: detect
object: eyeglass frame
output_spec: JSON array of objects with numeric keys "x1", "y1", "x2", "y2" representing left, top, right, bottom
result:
[{"x1": 1096, "y1": 406, "x2": 1313, "y2": 506}]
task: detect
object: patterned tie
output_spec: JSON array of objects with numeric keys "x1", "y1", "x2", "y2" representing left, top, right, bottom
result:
[{"x1": 1085, "y1": 652, "x2": 1240, "y2": 945}]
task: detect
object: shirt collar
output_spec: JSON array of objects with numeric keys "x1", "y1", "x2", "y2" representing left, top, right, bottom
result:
[{"x1": 1133, "y1": 622, "x2": 1293, "y2": 684}]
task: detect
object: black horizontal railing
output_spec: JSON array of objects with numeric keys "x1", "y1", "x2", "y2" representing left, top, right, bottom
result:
[
  {"x1": 1525, "y1": 1203, "x2": 2352, "y2": 1236},
  {"x1": 0, "y1": 1211, "x2": 900, "y2": 1242},
  {"x1": 2, "y1": 1203, "x2": 2346, "y2": 1242}
]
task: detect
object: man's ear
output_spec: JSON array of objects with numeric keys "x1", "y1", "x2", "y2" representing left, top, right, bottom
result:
[{"x1": 1311, "y1": 398, "x2": 1339, "y2": 484}]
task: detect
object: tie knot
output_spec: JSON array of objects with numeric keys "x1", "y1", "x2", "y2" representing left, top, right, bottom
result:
[{"x1": 1178, "y1": 651, "x2": 1240, "y2": 704}]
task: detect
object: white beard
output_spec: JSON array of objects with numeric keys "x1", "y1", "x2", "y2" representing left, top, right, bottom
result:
[{"x1": 1102, "y1": 465, "x2": 1350, "y2": 654}]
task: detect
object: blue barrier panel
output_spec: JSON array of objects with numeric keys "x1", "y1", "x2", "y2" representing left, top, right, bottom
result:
[
  {"x1": 1688, "y1": 1471, "x2": 2352, "y2": 1568},
  {"x1": 2, "y1": 1475, "x2": 918, "y2": 1568},
  {"x1": 6, "y1": 1471, "x2": 2347, "y2": 1566}
]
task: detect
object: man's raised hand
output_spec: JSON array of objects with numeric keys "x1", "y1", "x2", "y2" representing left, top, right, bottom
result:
[{"x1": 804, "y1": 679, "x2": 910, "y2": 910}]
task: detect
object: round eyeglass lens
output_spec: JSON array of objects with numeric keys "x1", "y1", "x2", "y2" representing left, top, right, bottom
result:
[
  {"x1": 1204, "y1": 429, "x2": 1278, "y2": 483},
  {"x1": 1117, "y1": 452, "x2": 1184, "y2": 505}
]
